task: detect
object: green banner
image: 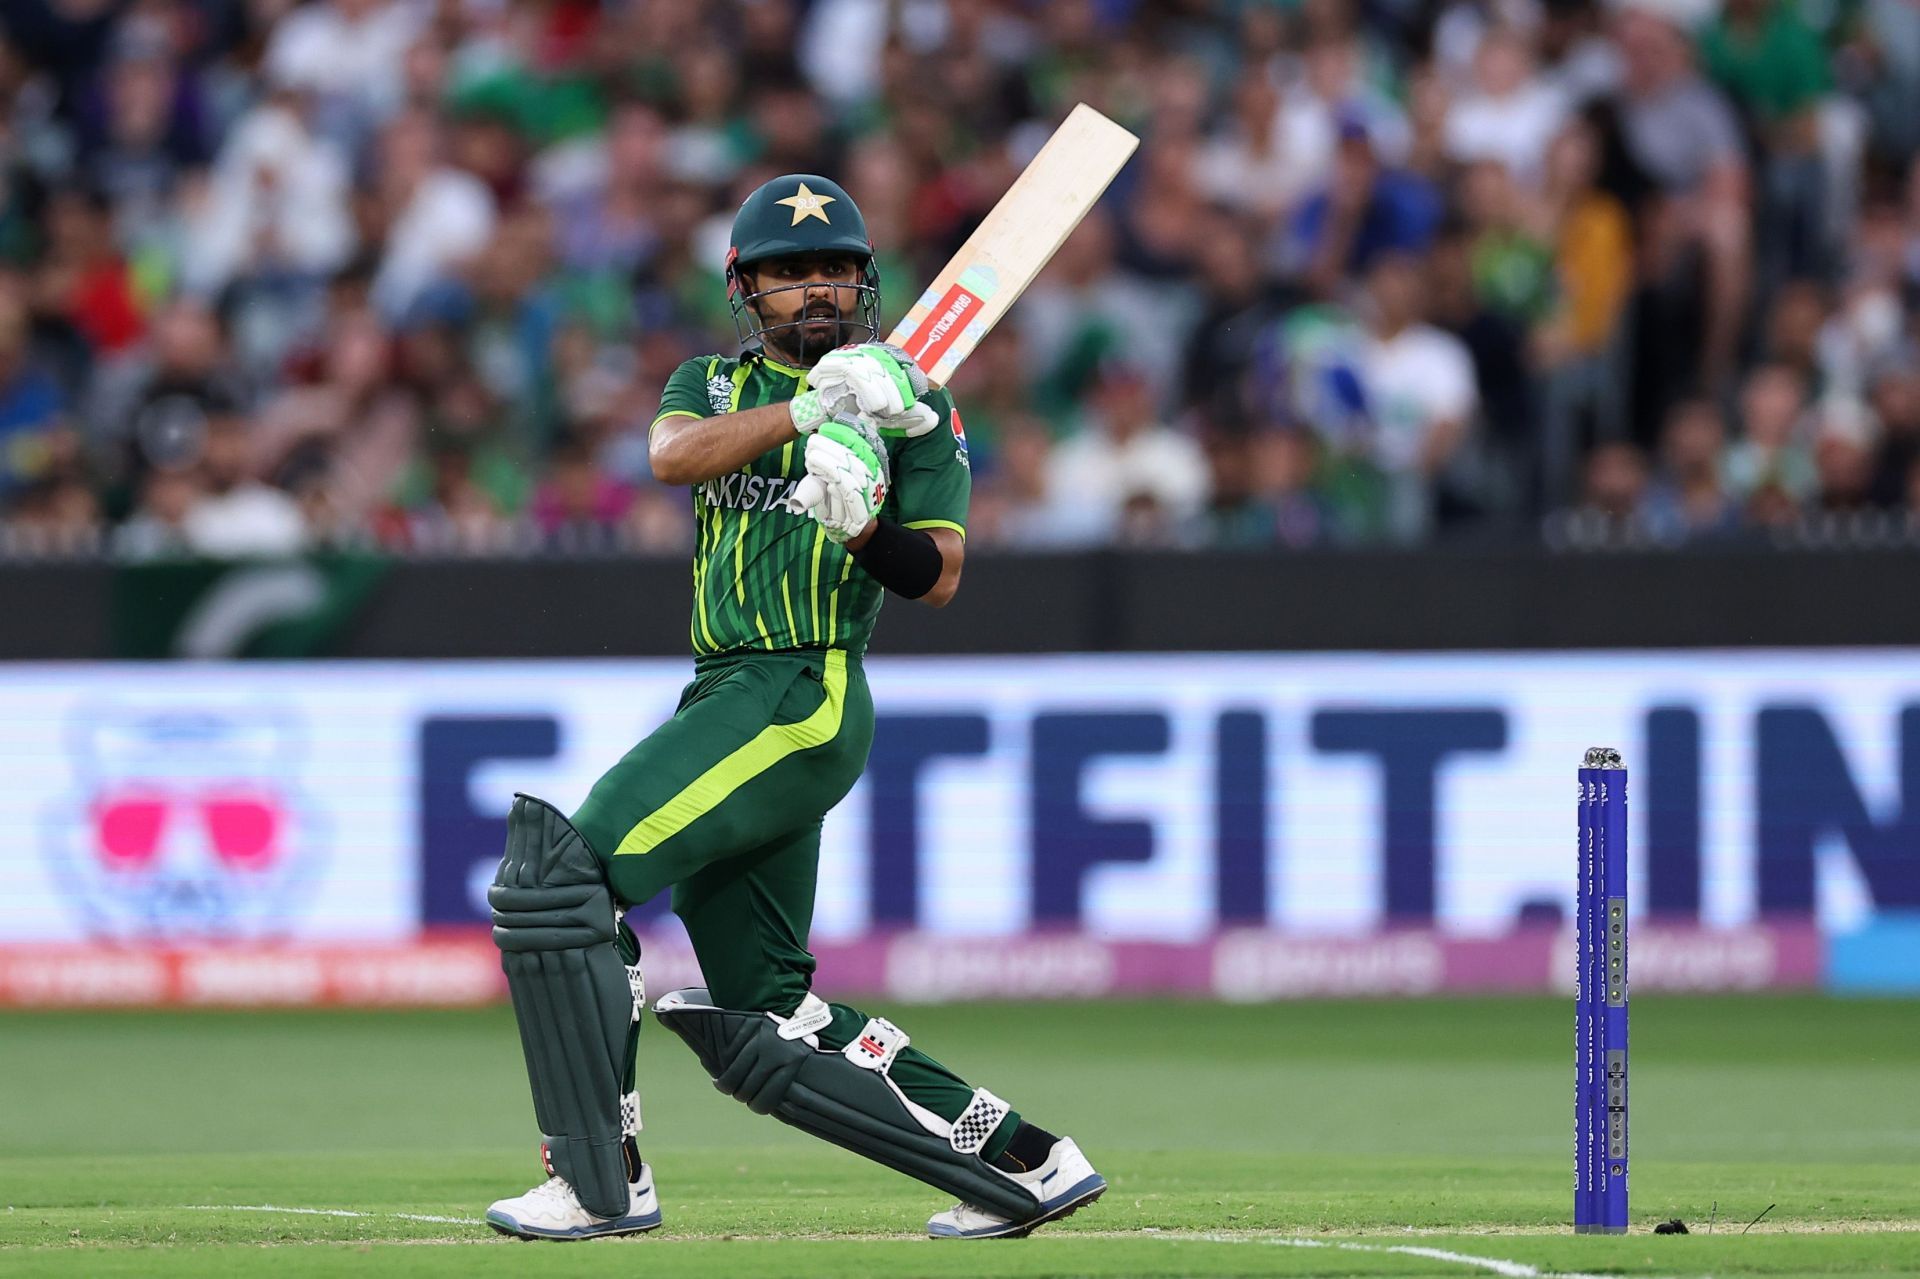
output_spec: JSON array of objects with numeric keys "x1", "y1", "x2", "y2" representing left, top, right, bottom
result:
[{"x1": 110, "y1": 553, "x2": 390, "y2": 658}]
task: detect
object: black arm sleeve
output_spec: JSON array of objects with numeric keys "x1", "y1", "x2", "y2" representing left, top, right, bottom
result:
[{"x1": 850, "y1": 520, "x2": 945, "y2": 599}]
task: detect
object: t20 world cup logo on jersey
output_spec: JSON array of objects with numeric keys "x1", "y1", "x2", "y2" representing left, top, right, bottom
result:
[{"x1": 42, "y1": 707, "x2": 325, "y2": 939}]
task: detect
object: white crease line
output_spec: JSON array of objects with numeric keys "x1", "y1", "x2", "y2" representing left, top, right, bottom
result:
[
  {"x1": 174, "y1": 1209, "x2": 1685, "y2": 1277},
  {"x1": 185, "y1": 1204, "x2": 484, "y2": 1226},
  {"x1": 1183, "y1": 1232, "x2": 1670, "y2": 1279}
]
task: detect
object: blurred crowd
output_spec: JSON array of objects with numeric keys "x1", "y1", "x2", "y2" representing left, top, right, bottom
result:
[{"x1": 3, "y1": 0, "x2": 1920, "y2": 558}]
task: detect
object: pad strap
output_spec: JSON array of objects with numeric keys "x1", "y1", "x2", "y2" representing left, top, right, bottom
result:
[{"x1": 949, "y1": 1088, "x2": 1011, "y2": 1155}]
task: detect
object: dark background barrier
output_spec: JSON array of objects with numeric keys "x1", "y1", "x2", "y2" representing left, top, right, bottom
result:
[{"x1": 5, "y1": 548, "x2": 1920, "y2": 659}]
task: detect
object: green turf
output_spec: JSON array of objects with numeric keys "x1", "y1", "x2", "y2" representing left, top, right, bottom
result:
[{"x1": 1, "y1": 996, "x2": 1915, "y2": 1277}]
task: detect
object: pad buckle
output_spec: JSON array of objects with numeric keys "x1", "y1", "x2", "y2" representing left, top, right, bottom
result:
[
  {"x1": 621, "y1": 1091, "x2": 642, "y2": 1137},
  {"x1": 777, "y1": 992, "x2": 834, "y2": 1041}
]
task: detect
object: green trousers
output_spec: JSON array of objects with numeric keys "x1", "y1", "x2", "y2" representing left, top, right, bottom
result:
[{"x1": 571, "y1": 648, "x2": 1018, "y2": 1157}]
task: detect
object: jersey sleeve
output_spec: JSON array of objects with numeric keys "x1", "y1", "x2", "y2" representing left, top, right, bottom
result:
[
  {"x1": 888, "y1": 388, "x2": 971, "y2": 539},
  {"x1": 651, "y1": 356, "x2": 719, "y2": 432}
]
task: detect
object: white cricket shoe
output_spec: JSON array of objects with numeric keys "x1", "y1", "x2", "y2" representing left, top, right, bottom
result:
[
  {"x1": 485, "y1": 1164, "x2": 662, "y2": 1240},
  {"x1": 927, "y1": 1136, "x2": 1106, "y2": 1239}
]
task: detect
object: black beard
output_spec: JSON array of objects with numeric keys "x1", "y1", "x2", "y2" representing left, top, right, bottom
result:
[{"x1": 768, "y1": 317, "x2": 845, "y2": 366}]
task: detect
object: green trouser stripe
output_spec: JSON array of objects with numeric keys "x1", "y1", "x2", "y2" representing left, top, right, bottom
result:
[{"x1": 612, "y1": 650, "x2": 849, "y2": 858}]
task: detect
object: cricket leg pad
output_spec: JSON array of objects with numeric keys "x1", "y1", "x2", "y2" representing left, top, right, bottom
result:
[
  {"x1": 489, "y1": 794, "x2": 644, "y2": 1221},
  {"x1": 653, "y1": 988, "x2": 1041, "y2": 1223}
]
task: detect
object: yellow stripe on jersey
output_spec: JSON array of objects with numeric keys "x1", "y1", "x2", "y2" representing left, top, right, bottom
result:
[
  {"x1": 904, "y1": 519, "x2": 966, "y2": 540},
  {"x1": 780, "y1": 576, "x2": 797, "y2": 648},
  {"x1": 808, "y1": 525, "x2": 826, "y2": 645},
  {"x1": 828, "y1": 548, "x2": 854, "y2": 641},
  {"x1": 649, "y1": 409, "x2": 702, "y2": 434},
  {"x1": 734, "y1": 509, "x2": 749, "y2": 604},
  {"x1": 612, "y1": 649, "x2": 848, "y2": 857},
  {"x1": 720, "y1": 365, "x2": 755, "y2": 609},
  {"x1": 693, "y1": 505, "x2": 719, "y2": 653}
]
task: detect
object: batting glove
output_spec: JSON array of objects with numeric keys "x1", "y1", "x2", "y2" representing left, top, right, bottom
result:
[
  {"x1": 784, "y1": 420, "x2": 887, "y2": 543},
  {"x1": 868, "y1": 401, "x2": 942, "y2": 440},
  {"x1": 806, "y1": 343, "x2": 929, "y2": 420}
]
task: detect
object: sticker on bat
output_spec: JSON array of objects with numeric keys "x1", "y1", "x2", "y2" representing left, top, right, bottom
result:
[{"x1": 906, "y1": 282, "x2": 983, "y2": 371}]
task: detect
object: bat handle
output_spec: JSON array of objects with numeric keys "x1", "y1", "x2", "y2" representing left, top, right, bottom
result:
[{"x1": 786, "y1": 475, "x2": 826, "y2": 514}]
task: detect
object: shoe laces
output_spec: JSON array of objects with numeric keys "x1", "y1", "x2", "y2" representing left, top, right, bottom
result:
[{"x1": 526, "y1": 1176, "x2": 577, "y2": 1208}]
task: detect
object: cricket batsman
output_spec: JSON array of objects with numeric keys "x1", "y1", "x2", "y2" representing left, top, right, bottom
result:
[{"x1": 483, "y1": 174, "x2": 1107, "y2": 1241}]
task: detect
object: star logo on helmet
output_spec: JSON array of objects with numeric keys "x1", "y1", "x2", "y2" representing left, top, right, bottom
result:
[{"x1": 775, "y1": 182, "x2": 835, "y2": 226}]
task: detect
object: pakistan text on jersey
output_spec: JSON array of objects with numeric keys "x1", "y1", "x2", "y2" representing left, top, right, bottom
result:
[{"x1": 701, "y1": 472, "x2": 802, "y2": 512}]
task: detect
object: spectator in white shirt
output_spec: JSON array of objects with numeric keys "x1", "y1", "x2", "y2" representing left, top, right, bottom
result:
[
  {"x1": 265, "y1": 0, "x2": 423, "y2": 148},
  {"x1": 365, "y1": 109, "x2": 496, "y2": 323},
  {"x1": 1195, "y1": 64, "x2": 1313, "y2": 220},
  {"x1": 180, "y1": 96, "x2": 356, "y2": 297},
  {"x1": 181, "y1": 409, "x2": 308, "y2": 558},
  {"x1": 1444, "y1": 26, "x2": 1568, "y2": 186},
  {"x1": 1048, "y1": 360, "x2": 1210, "y2": 543},
  {"x1": 1356, "y1": 252, "x2": 1481, "y2": 540},
  {"x1": 1277, "y1": 32, "x2": 1412, "y2": 193},
  {"x1": 984, "y1": 416, "x2": 1113, "y2": 549}
]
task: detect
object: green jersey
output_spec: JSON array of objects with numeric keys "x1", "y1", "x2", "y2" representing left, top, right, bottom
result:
[{"x1": 651, "y1": 348, "x2": 971, "y2": 659}]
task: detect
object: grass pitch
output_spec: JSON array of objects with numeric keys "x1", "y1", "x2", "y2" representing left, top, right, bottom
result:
[{"x1": 1, "y1": 996, "x2": 1915, "y2": 1277}]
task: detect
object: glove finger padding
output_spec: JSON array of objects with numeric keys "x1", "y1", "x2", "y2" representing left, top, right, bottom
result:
[
  {"x1": 807, "y1": 345, "x2": 923, "y2": 418},
  {"x1": 867, "y1": 343, "x2": 931, "y2": 399},
  {"x1": 798, "y1": 425, "x2": 886, "y2": 542},
  {"x1": 872, "y1": 401, "x2": 941, "y2": 439}
]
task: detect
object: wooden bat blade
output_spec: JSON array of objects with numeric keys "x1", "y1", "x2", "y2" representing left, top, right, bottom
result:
[{"x1": 886, "y1": 104, "x2": 1139, "y2": 388}]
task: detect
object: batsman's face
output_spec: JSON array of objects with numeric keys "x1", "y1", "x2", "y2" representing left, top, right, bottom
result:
[{"x1": 752, "y1": 253, "x2": 864, "y2": 365}]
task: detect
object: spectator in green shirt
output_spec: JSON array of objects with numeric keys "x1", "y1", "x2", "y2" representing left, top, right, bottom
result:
[{"x1": 1699, "y1": 0, "x2": 1831, "y2": 134}]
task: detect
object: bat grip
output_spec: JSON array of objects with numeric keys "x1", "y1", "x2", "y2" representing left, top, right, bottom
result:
[{"x1": 787, "y1": 475, "x2": 826, "y2": 513}]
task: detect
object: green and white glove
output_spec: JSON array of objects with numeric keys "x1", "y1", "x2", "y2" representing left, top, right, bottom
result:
[
  {"x1": 787, "y1": 388, "x2": 836, "y2": 435},
  {"x1": 783, "y1": 420, "x2": 886, "y2": 543},
  {"x1": 806, "y1": 342, "x2": 930, "y2": 419},
  {"x1": 868, "y1": 401, "x2": 942, "y2": 439},
  {"x1": 793, "y1": 392, "x2": 939, "y2": 442}
]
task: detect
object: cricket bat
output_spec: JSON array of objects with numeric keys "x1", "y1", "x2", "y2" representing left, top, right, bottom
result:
[{"x1": 793, "y1": 103, "x2": 1139, "y2": 512}]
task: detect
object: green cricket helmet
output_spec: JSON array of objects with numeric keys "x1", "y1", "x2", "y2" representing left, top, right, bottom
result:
[{"x1": 726, "y1": 173, "x2": 882, "y2": 360}]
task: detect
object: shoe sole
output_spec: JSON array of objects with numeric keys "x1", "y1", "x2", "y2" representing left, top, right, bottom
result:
[
  {"x1": 928, "y1": 1174, "x2": 1108, "y2": 1240},
  {"x1": 486, "y1": 1209, "x2": 663, "y2": 1241}
]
